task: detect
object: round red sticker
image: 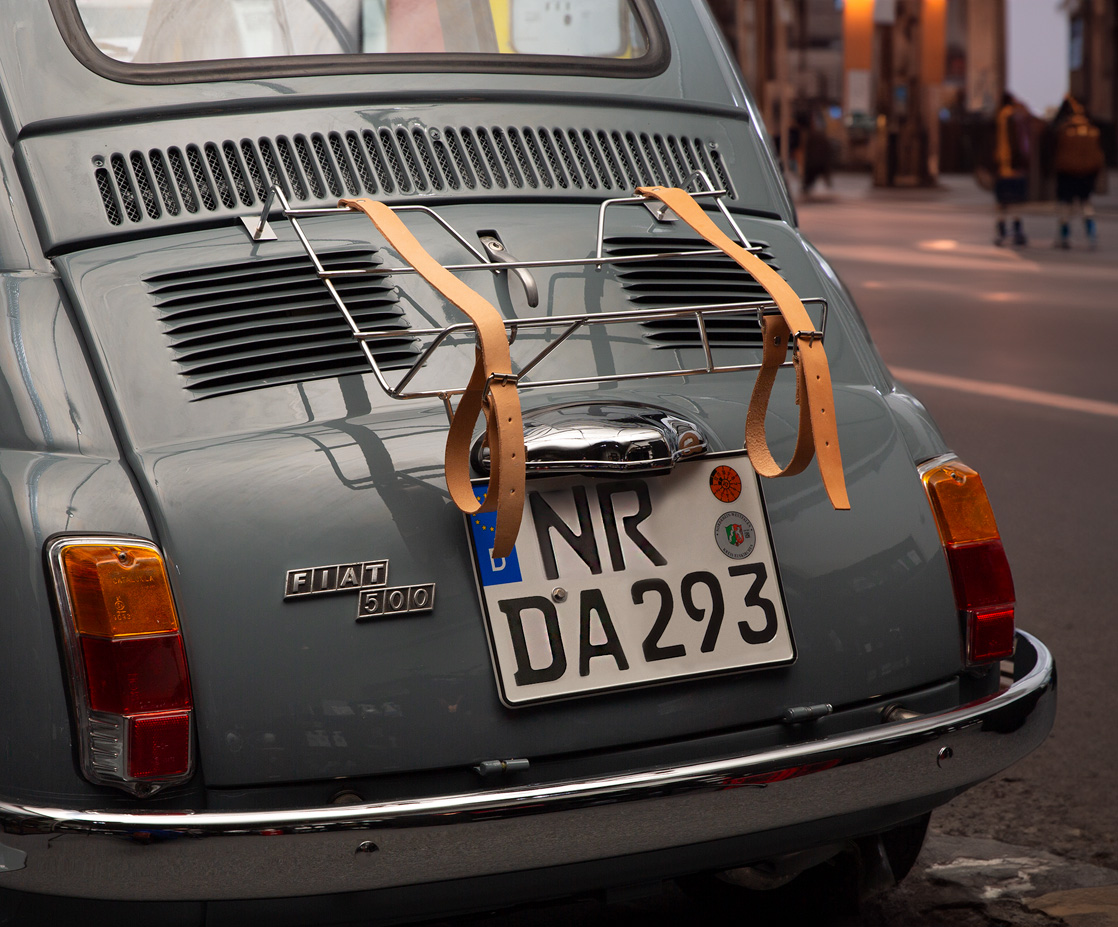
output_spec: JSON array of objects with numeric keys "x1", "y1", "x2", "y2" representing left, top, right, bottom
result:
[{"x1": 709, "y1": 465, "x2": 742, "y2": 503}]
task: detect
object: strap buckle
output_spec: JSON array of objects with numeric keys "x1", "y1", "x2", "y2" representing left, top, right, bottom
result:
[
  {"x1": 483, "y1": 371, "x2": 520, "y2": 401},
  {"x1": 793, "y1": 329, "x2": 824, "y2": 345}
]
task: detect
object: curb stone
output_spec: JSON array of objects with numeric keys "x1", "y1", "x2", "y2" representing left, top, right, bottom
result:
[{"x1": 860, "y1": 834, "x2": 1118, "y2": 927}]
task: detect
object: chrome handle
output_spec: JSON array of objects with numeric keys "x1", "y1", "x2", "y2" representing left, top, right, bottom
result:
[{"x1": 479, "y1": 235, "x2": 540, "y2": 308}]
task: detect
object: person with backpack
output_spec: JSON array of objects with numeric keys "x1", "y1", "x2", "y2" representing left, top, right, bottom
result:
[
  {"x1": 993, "y1": 92, "x2": 1032, "y2": 247},
  {"x1": 1048, "y1": 94, "x2": 1105, "y2": 249}
]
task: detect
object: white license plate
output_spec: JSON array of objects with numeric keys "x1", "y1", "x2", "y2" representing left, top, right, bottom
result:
[{"x1": 468, "y1": 454, "x2": 793, "y2": 705}]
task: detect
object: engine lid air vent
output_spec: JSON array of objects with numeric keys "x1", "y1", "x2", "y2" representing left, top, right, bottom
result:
[
  {"x1": 93, "y1": 127, "x2": 735, "y2": 227},
  {"x1": 604, "y1": 237, "x2": 781, "y2": 350},
  {"x1": 147, "y1": 250, "x2": 416, "y2": 399}
]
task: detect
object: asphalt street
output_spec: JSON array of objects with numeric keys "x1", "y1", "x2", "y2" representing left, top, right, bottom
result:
[{"x1": 797, "y1": 169, "x2": 1118, "y2": 925}]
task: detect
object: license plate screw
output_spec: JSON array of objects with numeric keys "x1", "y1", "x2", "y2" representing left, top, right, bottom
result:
[{"x1": 552, "y1": 587, "x2": 567, "y2": 603}]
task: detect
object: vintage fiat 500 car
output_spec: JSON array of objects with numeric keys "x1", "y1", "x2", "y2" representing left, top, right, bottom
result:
[{"x1": 0, "y1": 1, "x2": 1053, "y2": 924}]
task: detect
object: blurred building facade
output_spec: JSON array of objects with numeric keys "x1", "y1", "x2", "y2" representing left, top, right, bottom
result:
[
  {"x1": 1065, "y1": 0, "x2": 1118, "y2": 164},
  {"x1": 708, "y1": 0, "x2": 1115, "y2": 184}
]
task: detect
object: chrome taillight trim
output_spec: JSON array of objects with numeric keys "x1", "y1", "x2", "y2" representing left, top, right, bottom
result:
[
  {"x1": 916, "y1": 452, "x2": 959, "y2": 477},
  {"x1": 46, "y1": 535, "x2": 195, "y2": 796}
]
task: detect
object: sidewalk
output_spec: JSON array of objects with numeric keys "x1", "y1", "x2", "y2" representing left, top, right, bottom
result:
[{"x1": 799, "y1": 169, "x2": 1118, "y2": 216}]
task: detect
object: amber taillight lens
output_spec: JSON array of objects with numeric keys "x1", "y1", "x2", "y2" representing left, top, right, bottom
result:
[
  {"x1": 49, "y1": 538, "x2": 194, "y2": 794},
  {"x1": 60, "y1": 544, "x2": 180, "y2": 637},
  {"x1": 921, "y1": 461, "x2": 1016, "y2": 666}
]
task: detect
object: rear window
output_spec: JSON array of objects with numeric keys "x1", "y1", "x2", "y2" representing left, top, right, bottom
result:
[{"x1": 54, "y1": 0, "x2": 665, "y2": 81}]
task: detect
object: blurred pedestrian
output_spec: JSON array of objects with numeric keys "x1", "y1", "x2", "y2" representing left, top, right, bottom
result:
[
  {"x1": 1048, "y1": 94, "x2": 1104, "y2": 249},
  {"x1": 993, "y1": 92, "x2": 1031, "y2": 246},
  {"x1": 798, "y1": 109, "x2": 833, "y2": 195}
]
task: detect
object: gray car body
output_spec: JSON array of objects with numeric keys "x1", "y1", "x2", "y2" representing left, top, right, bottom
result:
[{"x1": 0, "y1": 1, "x2": 1052, "y2": 920}]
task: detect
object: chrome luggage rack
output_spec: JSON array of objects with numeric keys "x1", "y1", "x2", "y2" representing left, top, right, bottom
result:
[{"x1": 243, "y1": 173, "x2": 827, "y2": 415}]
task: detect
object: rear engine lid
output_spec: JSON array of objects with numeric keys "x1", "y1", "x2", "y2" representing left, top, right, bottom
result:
[{"x1": 55, "y1": 206, "x2": 960, "y2": 787}]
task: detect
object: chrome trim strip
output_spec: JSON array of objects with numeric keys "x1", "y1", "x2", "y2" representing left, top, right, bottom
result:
[
  {"x1": 0, "y1": 632, "x2": 1054, "y2": 900},
  {"x1": 917, "y1": 452, "x2": 960, "y2": 477},
  {"x1": 5, "y1": 633, "x2": 1051, "y2": 832}
]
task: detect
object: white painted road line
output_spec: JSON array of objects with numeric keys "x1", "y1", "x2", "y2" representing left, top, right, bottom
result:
[
  {"x1": 891, "y1": 367, "x2": 1118, "y2": 419},
  {"x1": 816, "y1": 242, "x2": 1118, "y2": 282},
  {"x1": 818, "y1": 243, "x2": 1037, "y2": 274}
]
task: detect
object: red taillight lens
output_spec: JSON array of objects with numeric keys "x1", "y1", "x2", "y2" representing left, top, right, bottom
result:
[
  {"x1": 80, "y1": 635, "x2": 192, "y2": 715},
  {"x1": 127, "y1": 711, "x2": 192, "y2": 779},
  {"x1": 49, "y1": 538, "x2": 194, "y2": 795},
  {"x1": 922, "y1": 461, "x2": 1016, "y2": 665},
  {"x1": 968, "y1": 607, "x2": 1016, "y2": 665},
  {"x1": 944, "y1": 539, "x2": 1016, "y2": 610}
]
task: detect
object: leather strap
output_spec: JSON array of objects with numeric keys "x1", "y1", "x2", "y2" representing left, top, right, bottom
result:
[
  {"x1": 340, "y1": 198, "x2": 526, "y2": 557},
  {"x1": 636, "y1": 186, "x2": 849, "y2": 510}
]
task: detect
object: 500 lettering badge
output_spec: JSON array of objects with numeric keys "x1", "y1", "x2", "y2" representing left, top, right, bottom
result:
[{"x1": 284, "y1": 559, "x2": 435, "y2": 622}]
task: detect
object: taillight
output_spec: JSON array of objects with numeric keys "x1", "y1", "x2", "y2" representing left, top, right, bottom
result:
[
  {"x1": 921, "y1": 460, "x2": 1016, "y2": 666},
  {"x1": 48, "y1": 537, "x2": 194, "y2": 795}
]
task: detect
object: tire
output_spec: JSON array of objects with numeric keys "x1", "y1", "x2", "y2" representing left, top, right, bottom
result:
[{"x1": 678, "y1": 814, "x2": 931, "y2": 922}]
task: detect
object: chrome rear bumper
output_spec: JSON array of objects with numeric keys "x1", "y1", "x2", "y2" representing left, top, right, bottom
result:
[{"x1": 0, "y1": 631, "x2": 1055, "y2": 901}]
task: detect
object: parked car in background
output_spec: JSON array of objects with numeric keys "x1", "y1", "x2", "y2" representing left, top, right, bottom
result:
[{"x1": 0, "y1": 2, "x2": 1053, "y2": 924}]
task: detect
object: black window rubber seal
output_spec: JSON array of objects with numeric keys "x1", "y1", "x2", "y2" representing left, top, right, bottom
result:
[{"x1": 46, "y1": 0, "x2": 670, "y2": 85}]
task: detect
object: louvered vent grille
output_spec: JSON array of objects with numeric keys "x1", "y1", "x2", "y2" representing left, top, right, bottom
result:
[
  {"x1": 147, "y1": 251, "x2": 417, "y2": 399},
  {"x1": 605, "y1": 237, "x2": 780, "y2": 350},
  {"x1": 94, "y1": 128, "x2": 735, "y2": 226}
]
